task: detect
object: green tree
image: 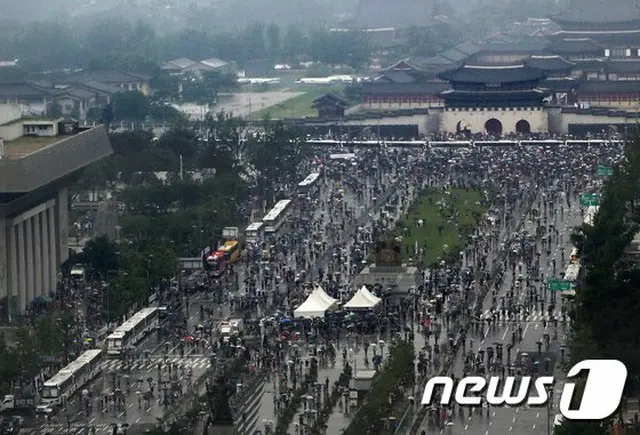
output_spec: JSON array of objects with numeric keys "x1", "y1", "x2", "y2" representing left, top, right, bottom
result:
[
  {"x1": 112, "y1": 91, "x2": 151, "y2": 122},
  {"x1": 266, "y1": 23, "x2": 281, "y2": 59},
  {"x1": 198, "y1": 111, "x2": 246, "y2": 175},
  {"x1": 35, "y1": 310, "x2": 78, "y2": 363},
  {"x1": 82, "y1": 235, "x2": 119, "y2": 279},
  {"x1": 247, "y1": 120, "x2": 310, "y2": 203},
  {"x1": 156, "y1": 129, "x2": 201, "y2": 168}
]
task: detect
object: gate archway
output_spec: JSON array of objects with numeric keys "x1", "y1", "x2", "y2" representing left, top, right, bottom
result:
[
  {"x1": 484, "y1": 118, "x2": 502, "y2": 135},
  {"x1": 515, "y1": 119, "x2": 531, "y2": 134}
]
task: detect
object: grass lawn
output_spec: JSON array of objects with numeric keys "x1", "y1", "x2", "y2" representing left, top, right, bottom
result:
[
  {"x1": 393, "y1": 188, "x2": 486, "y2": 267},
  {"x1": 248, "y1": 86, "x2": 342, "y2": 120}
]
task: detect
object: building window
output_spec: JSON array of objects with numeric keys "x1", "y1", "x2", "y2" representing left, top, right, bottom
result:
[
  {"x1": 605, "y1": 49, "x2": 611, "y2": 57},
  {"x1": 627, "y1": 48, "x2": 632, "y2": 57}
]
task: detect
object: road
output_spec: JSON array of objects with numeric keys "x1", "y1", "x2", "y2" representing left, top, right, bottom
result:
[
  {"x1": 32, "y1": 284, "x2": 224, "y2": 434},
  {"x1": 417, "y1": 193, "x2": 580, "y2": 435}
]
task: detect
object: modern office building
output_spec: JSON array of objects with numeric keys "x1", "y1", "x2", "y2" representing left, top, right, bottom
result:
[{"x1": 0, "y1": 104, "x2": 112, "y2": 320}]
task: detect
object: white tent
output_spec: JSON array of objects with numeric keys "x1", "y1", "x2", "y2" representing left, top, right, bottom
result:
[
  {"x1": 294, "y1": 287, "x2": 338, "y2": 319},
  {"x1": 344, "y1": 286, "x2": 382, "y2": 310},
  {"x1": 313, "y1": 285, "x2": 338, "y2": 306}
]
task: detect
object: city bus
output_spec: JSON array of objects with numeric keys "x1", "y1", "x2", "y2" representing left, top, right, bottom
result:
[
  {"x1": 245, "y1": 222, "x2": 264, "y2": 245},
  {"x1": 298, "y1": 172, "x2": 321, "y2": 198},
  {"x1": 205, "y1": 240, "x2": 241, "y2": 277},
  {"x1": 106, "y1": 307, "x2": 160, "y2": 357},
  {"x1": 263, "y1": 199, "x2": 292, "y2": 234},
  {"x1": 37, "y1": 349, "x2": 103, "y2": 413}
]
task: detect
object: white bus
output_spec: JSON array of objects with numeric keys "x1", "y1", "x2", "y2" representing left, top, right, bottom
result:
[
  {"x1": 37, "y1": 349, "x2": 103, "y2": 412},
  {"x1": 106, "y1": 307, "x2": 160, "y2": 357},
  {"x1": 298, "y1": 173, "x2": 321, "y2": 198},
  {"x1": 245, "y1": 222, "x2": 264, "y2": 245},
  {"x1": 263, "y1": 199, "x2": 293, "y2": 234}
]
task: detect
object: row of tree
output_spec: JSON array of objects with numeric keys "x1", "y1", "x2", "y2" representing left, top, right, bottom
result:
[
  {"x1": 0, "y1": 19, "x2": 378, "y2": 75},
  {"x1": 73, "y1": 114, "x2": 309, "y2": 318},
  {"x1": 557, "y1": 133, "x2": 640, "y2": 433},
  {"x1": 0, "y1": 310, "x2": 78, "y2": 394}
]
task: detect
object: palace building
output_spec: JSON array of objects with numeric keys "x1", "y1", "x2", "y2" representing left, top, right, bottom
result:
[
  {"x1": 438, "y1": 64, "x2": 549, "y2": 134},
  {"x1": 345, "y1": 0, "x2": 640, "y2": 134}
]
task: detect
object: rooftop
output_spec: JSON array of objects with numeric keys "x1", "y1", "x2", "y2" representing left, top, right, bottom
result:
[
  {"x1": 438, "y1": 64, "x2": 545, "y2": 84},
  {"x1": 549, "y1": 38, "x2": 603, "y2": 54},
  {"x1": 3, "y1": 135, "x2": 63, "y2": 160},
  {"x1": 57, "y1": 69, "x2": 151, "y2": 85},
  {"x1": 524, "y1": 55, "x2": 575, "y2": 72},
  {"x1": 0, "y1": 126, "x2": 113, "y2": 193}
]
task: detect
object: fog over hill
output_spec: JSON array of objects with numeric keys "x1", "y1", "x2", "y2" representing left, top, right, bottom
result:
[{"x1": 0, "y1": 0, "x2": 571, "y2": 33}]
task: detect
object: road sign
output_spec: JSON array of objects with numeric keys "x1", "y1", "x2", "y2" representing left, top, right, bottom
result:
[
  {"x1": 596, "y1": 165, "x2": 613, "y2": 176},
  {"x1": 547, "y1": 279, "x2": 573, "y2": 292},
  {"x1": 580, "y1": 193, "x2": 600, "y2": 207}
]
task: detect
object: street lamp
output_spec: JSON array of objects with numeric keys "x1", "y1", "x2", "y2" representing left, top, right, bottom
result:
[{"x1": 546, "y1": 387, "x2": 554, "y2": 435}]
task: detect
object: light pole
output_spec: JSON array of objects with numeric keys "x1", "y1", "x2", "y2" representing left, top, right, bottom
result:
[{"x1": 546, "y1": 387, "x2": 553, "y2": 435}]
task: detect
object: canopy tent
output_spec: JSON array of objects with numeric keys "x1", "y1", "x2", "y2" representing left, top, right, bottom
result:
[
  {"x1": 294, "y1": 287, "x2": 338, "y2": 319},
  {"x1": 313, "y1": 285, "x2": 338, "y2": 306},
  {"x1": 344, "y1": 286, "x2": 382, "y2": 310}
]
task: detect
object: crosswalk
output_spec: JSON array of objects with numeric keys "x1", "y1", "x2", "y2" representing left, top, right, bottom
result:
[
  {"x1": 477, "y1": 309, "x2": 570, "y2": 323},
  {"x1": 102, "y1": 355, "x2": 211, "y2": 372},
  {"x1": 37, "y1": 423, "x2": 113, "y2": 435}
]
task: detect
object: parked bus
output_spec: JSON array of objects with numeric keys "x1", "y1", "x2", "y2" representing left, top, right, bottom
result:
[
  {"x1": 245, "y1": 222, "x2": 264, "y2": 245},
  {"x1": 205, "y1": 240, "x2": 241, "y2": 277},
  {"x1": 263, "y1": 199, "x2": 292, "y2": 234},
  {"x1": 298, "y1": 173, "x2": 321, "y2": 198},
  {"x1": 37, "y1": 349, "x2": 103, "y2": 413},
  {"x1": 106, "y1": 307, "x2": 160, "y2": 357}
]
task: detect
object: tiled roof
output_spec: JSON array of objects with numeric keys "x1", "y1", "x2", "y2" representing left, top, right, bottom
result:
[
  {"x1": 455, "y1": 42, "x2": 481, "y2": 55},
  {"x1": 360, "y1": 82, "x2": 450, "y2": 95},
  {"x1": 438, "y1": 64, "x2": 545, "y2": 84},
  {"x1": 312, "y1": 93, "x2": 347, "y2": 107},
  {"x1": 77, "y1": 81, "x2": 120, "y2": 94},
  {"x1": 481, "y1": 40, "x2": 549, "y2": 53},
  {"x1": 0, "y1": 82, "x2": 54, "y2": 98},
  {"x1": 56, "y1": 87, "x2": 95, "y2": 100},
  {"x1": 441, "y1": 89, "x2": 547, "y2": 102},
  {"x1": 441, "y1": 48, "x2": 468, "y2": 62},
  {"x1": 604, "y1": 60, "x2": 640, "y2": 74},
  {"x1": 573, "y1": 59, "x2": 606, "y2": 72},
  {"x1": 524, "y1": 55, "x2": 575, "y2": 72},
  {"x1": 541, "y1": 78, "x2": 578, "y2": 91},
  {"x1": 200, "y1": 58, "x2": 228, "y2": 69},
  {"x1": 577, "y1": 80, "x2": 640, "y2": 93},
  {"x1": 162, "y1": 58, "x2": 198, "y2": 70},
  {"x1": 549, "y1": 38, "x2": 602, "y2": 54},
  {"x1": 57, "y1": 69, "x2": 151, "y2": 85},
  {"x1": 423, "y1": 55, "x2": 455, "y2": 65},
  {"x1": 378, "y1": 70, "x2": 422, "y2": 83}
]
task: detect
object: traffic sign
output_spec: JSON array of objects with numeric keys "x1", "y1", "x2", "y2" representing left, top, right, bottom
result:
[
  {"x1": 546, "y1": 279, "x2": 573, "y2": 292},
  {"x1": 580, "y1": 193, "x2": 600, "y2": 207},
  {"x1": 596, "y1": 165, "x2": 613, "y2": 177}
]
